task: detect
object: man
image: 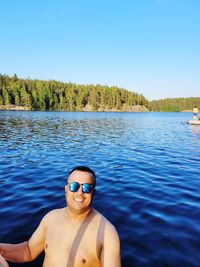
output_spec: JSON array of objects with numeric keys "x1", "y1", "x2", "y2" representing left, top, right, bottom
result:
[
  {"x1": 193, "y1": 106, "x2": 199, "y2": 120},
  {"x1": 0, "y1": 166, "x2": 121, "y2": 267}
]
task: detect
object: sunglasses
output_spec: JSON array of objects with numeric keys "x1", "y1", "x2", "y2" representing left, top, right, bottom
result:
[{"x1": 67, "y1": 182, "x2": 95, "y2": 194}]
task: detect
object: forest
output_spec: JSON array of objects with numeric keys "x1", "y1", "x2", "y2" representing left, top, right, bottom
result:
[
  {"x1": 149, "y1": 97, "x2": 200, "y2": 112},
  {"x1": 0, "y1": 74, "x2": 200, "y2": 112},
  {"x1": 0, "y1": 74, "x2": 148, "y2": 111}
]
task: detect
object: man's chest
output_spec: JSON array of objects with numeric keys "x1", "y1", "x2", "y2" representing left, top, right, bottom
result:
[{"x1": 44, "y1": 224, "x2": 101, "y2": 266}]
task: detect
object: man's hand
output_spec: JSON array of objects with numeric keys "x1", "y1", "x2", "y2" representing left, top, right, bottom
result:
[{"x1": 0, "y1": 254, "x2": 9, "y2": 267}]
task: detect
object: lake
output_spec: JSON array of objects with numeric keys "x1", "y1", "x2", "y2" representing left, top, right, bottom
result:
[{"x1": 0, "y1": 111, "x2": 200, "y2": 267}]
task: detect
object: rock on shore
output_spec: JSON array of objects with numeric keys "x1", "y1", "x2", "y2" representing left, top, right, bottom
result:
[
  {"x1": 83, "y1": 104, "x2": 149, "y2": 112},
  {"x1": 0, "y1": 104, "x2": 149, "y2": 112},
  {"x1": 0, "y1": 104, "x2": 30, "y2": 110}
]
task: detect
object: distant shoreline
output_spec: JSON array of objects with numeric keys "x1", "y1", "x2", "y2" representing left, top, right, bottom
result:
[
  {"x1": 0, "y1": 104, "x2": 149, "y2": 112},
  {"x1": 0, "y1": 105, "x2": 192, "y2": 113},
  {"x1": 0, "y1": 105, "x2": 194, "y2": 112},
  {"x1": 0, "y1": 104, "x2": 30, "y2": 111}
]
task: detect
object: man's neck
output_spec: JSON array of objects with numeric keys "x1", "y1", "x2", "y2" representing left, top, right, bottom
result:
[{"x1": 65, "y1": 207, "x2": 93, "y2": 223}]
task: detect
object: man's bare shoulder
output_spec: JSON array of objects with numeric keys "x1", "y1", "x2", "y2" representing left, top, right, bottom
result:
[
  {"x1": 41, "y1": 207, "x2": 67, "y2": 225},
  {"x1": 92, "y1": 209, "x2": 118, "y2": 234}
]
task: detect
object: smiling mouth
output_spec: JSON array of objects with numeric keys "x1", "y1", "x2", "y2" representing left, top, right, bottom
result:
[{"x1": 74, "y1": 198, "x2": 84, "y2": 202}]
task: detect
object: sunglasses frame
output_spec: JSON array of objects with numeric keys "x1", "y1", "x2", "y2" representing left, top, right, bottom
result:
[{"x1": 67, "y1": 182, "x2": 95, "y2": 194}]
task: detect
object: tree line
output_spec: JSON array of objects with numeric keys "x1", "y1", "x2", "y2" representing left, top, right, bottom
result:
[
  {"x1": 148, "y1": 98, "x2": 200, "y2": 112},
  {"x1": 0, "y1": 74, "x2": 148, "y2": 111},
  {"x1": 0, "y1": 74, "x2": 199, "y2": 111}
]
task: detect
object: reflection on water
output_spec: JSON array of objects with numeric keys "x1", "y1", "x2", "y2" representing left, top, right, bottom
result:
[
  {"x1": 191, "y1": 125, "x2": 200, "y2": 135},
  {"x1": 0, "y1": 111, "x2": 200, "y2": 267}
]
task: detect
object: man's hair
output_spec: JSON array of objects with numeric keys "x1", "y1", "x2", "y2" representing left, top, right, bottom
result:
[{"x1": 68, "y1": 166, "x2": 96, "y2": 185}]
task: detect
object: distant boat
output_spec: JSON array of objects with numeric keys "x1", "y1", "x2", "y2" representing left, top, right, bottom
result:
[{"x1": 187, "y1": 119, "x2": 200, "y2": 125}]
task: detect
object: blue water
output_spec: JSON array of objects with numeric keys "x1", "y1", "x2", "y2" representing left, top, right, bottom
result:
[{"x1": 0, "y1": 111, "x2": 200, "y2": 267}]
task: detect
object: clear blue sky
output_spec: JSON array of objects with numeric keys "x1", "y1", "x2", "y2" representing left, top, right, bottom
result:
[{"x1": 1, "y1": 0, "x2": 200, "y2": 100}]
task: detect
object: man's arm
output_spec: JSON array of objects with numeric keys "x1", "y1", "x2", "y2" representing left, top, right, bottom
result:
[
  {"x1": 0, "y1": 215, "x2": 47, "y2": 263},
  {"x1": 0, "y1": 241, "x2": 31, "y2": 262},
  {"x1": 101, "y1": 222, "x2": 121, "y2": 267}
]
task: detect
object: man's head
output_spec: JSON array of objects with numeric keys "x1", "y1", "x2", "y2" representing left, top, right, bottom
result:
[
  {"x1": 67, "y1": 166, "x2": 96, "y2": 186},
  {"x1": 65, "y1": 166, "x2": 96, "y2": 214}
]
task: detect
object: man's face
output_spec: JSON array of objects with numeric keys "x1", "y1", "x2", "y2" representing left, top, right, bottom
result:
[{"x1": 65, "y1": 170, "x2": 95, "y2": 214}]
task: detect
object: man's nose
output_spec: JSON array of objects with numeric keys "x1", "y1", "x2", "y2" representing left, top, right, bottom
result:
[{"x1": 77, "y1": 185, "x2": 83, "y2": 194}]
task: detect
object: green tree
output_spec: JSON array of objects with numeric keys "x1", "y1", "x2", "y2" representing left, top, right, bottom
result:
[{"x1": 2, "y1": 86, "x2": 10, "y2": 105}]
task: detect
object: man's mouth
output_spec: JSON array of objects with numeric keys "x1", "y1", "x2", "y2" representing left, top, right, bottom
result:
[{"x1": 74, "y1": 198, "x2": 84, "y2": 202}]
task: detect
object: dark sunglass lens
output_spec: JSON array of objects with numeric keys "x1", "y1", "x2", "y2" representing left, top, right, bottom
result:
[
  {"x1": 82, "y1": 184, "x2": 93, "y2": 193},
  {"x1": 69, "y1": 182, "x2": 80, "y2": 192}
]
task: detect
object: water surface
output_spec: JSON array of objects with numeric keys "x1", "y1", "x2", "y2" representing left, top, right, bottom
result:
[{"x1": 0, "y1": 111, "x2": 200, "y2": 267}]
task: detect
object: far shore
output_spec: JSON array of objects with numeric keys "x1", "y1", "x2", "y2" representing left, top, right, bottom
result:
[
  {"x1": 0, "y1": 104, "x2": 149, "y2": 112},
  {"x1": 0, "y1": 104, "x2": 195, "y2": 113},
  {"x1": 0, "y1": 104, "x2": 30, "y2": 111}
]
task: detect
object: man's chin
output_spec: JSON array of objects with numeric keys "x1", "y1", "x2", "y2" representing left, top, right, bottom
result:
[{"x1": 68, "y1": 205, "x2": 92, "y2": 215}]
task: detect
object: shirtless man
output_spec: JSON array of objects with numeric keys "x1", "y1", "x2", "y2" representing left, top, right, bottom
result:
[
  {"x1": 193, "y1": 106, "x2": 199, "y2": 120},
  {"x1": 0, "y1": 166, "x2": 121, "y2": 267}
]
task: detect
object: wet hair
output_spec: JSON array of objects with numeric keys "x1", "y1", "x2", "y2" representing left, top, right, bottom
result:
[{"x1": 67, "y1": 166, "x2": 96, "y2": 185}]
